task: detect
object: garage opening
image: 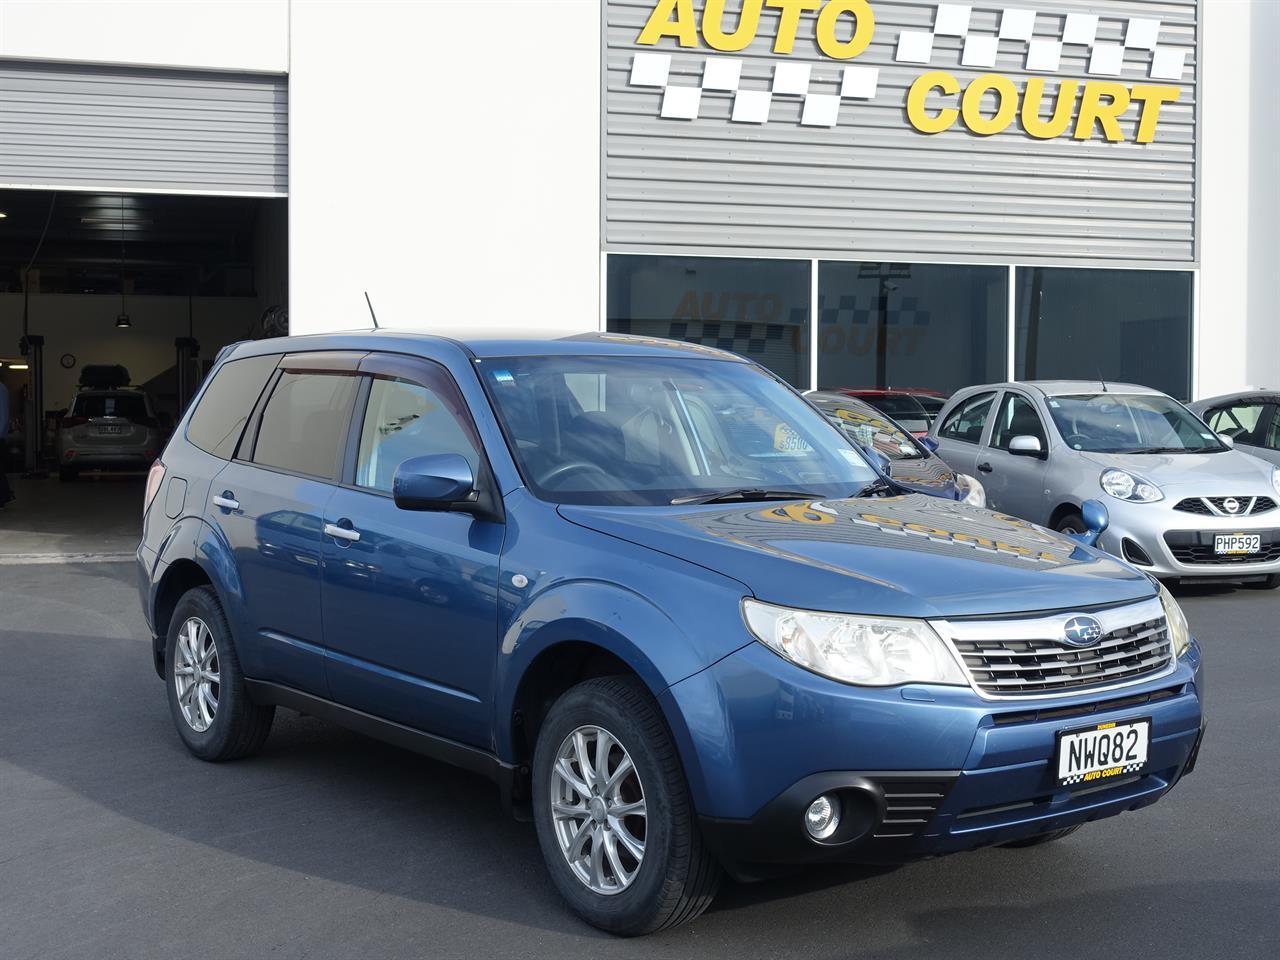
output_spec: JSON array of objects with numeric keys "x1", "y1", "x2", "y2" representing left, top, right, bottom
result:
[{"x1": 0, "y1": 188, "x2": 286, "y2": 551}]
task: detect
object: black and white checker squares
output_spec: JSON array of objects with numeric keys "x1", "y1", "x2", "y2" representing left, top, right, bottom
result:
[
  {"x1": 895, "y1": 3, "x2": 1188, "y2": 80},
  {"x1": 1060, "y1": 761, "x2": 1144, "y2": 786},
  {"x1": 629, "y1": 51, "x2": 878, "y2": 126}
]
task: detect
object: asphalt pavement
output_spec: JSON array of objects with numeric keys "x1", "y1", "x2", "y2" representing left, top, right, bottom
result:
[{"x1": 0, "y1": 516, "x2": 1276, "y2": 958}]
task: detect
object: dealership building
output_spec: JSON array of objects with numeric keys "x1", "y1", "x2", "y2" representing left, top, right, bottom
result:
[{"x1": 0, "y1": 0, "x2": 1276, "y2": 468}]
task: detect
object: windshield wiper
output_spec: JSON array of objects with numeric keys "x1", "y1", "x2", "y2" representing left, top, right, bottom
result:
[
  {"x1": 671, "y1": 487, "x2": 827, "y2": 506},
  {"x1": 1116, "y1": 446, "x2": 1193, "y2": 455},
  {"x1": 854, "y1": 477, "x2": 899, "y2": 498}
]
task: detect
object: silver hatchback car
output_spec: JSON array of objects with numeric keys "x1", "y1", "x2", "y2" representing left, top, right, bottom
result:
[
  {"x1": 930, "y1": 381, "x2": 1280, "y2": 587},
  {"x1": 56, "y1": 388, "x2": 161, "y2": 481}
]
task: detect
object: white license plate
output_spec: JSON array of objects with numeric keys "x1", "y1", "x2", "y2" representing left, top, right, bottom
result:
[
  {"x1": 1215, "y1": 533, "x2": 1260, "y2": 555},
  {"x1": 96, "y1": 425, "x2": 124, "y2": 435},
  {"x1": 1055, "y1": 718, "x2": 1150, "y2": 787}
]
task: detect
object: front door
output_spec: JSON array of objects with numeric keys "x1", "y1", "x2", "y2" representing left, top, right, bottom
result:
[
  {"x1": 980, "y1": 390, "x2": 1050, "y2": 522},
  {"x1": 320, "y1": 356, "x2": 504, "y2": 748},
  {"x1": 934, "y1": 390, "x2": 999, "y2": 480}
]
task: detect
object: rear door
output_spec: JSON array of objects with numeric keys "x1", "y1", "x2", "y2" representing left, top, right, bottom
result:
[
  {"x1": 933, "y1": 390, "x2": 998, "y2": 479},
  {"x1": 205, "y1": 352, "x2": 362, "y2": 696},
  {"x1": 979, "y1": 390, "x2": 1050, "y2": 522},
  {"x1": 319, "y1": 354, "x2": 504, "y2": 747}
]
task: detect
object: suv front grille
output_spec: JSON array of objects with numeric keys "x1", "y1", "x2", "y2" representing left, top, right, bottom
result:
[
  {"x1": 1173, "y1": 496, "x2": 1276, "y2": 516},
  {"x1": 951, "y1": 616, "x2": 1172, "y2": 698}
]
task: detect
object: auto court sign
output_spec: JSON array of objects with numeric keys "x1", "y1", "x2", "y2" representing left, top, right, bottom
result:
[{"x1": 629, "y1": 0, "x2": 1187, "y2": 143}]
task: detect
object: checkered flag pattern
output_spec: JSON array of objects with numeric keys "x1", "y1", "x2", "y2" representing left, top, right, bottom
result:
[
  {"x1": 1060, "y1": 761, "x2": 1144, "y2": 786},
  {"x1": 629, "y1": 52, "x2": 879, "y2": 127},
  {"x1": 895, "y1": 3, "x2": 1187, "y2": 80}
]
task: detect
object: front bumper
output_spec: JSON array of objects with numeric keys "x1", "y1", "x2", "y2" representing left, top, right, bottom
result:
[
  {"x1": 1098, "y1": 498, "x2": 1280, "y2": 579},
  {"x1": 666, "y1": 638, "x2": 1204, "y2": 881}
]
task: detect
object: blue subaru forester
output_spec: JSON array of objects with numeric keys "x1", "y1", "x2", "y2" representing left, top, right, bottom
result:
[{"x1": 138, "y1": 331, "x2": 1205, "y2": 935}]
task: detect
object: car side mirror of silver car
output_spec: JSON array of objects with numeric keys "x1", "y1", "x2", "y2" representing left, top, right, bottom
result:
[
  {"x1": 1217, "y1": 433, "x2": 1236, "y2": 449},
  {"x1": 1008, "y1": 435, "x2": 1044, "y2": 458}
]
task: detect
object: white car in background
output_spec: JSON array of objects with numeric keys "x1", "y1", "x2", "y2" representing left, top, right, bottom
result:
[
  {"x1": 56, "y1": 388, "x2": 161, "y2": 481},
  {"x1": 930, "y1": 380, "x2": 1280, "y2": 588},
  {"x1": 1188, "y1": 391, "x2": 1280, "y2": 468}
]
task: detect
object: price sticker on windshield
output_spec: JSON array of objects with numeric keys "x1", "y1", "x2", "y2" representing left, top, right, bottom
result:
[{"x1": 773, "y1": 423, "x2": 813, "y2": 454}]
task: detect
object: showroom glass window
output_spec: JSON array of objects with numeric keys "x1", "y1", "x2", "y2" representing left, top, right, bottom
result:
[
  {"x1": 1014, "y1": 268, "x2": 1193, "y2": 400},
  {"x1": 606, "y1": 255, "x2": 811, "y2": 387},
  {"x1": 816, "y1": 262, "x2": 1007, "y2": 395}
]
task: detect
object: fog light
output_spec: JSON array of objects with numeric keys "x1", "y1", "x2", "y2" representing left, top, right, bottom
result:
[{"x1": 805, "y1": 794, "x2": 841, "y2": 840}]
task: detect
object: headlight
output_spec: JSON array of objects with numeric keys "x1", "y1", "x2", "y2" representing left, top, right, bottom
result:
[
  {"x1": 1100, "y1": 468, "x2": 1163, "y2": 503},
  {"x1": 742, "y1": 599, "x2": 967, "y2": 686},
  {"x1": 954, "y1": 473, "x2": 986, "y2": 508},
  {"x1": 1157, "y1": 580, "x2": 1191, "y2": 658},
  {"x1": 1272, "y1": 466, "x2": 1280, "y2": 498}
]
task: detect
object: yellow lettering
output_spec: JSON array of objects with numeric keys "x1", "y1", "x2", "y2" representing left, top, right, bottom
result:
[
  {"x1": 701, "y1": 0, "x2": 764, "y2": 52},
  {"x1": 1130, "y1": 84, "x2": 1180, "y2": 143},
  {"x1": 815, "y1": 0, "x2": 874, "y2": 60},
  {"x1": 907, "y1": 71, "x2": 960, "y2": 134},
  {"x1": 637, "y1": 0, "x2": 698, "y2": 47},
  {"x1": 962, "y1": 73, "x2": 1018, "y2": 136},
  {"x1": 1074, "y1": 81, "x2": 1130, "y2": 142},
  {"x1": 765, "y1": 0, "x2": 820, "y2": 54},
  {"x1": 906, "y1": 522, "x2": 953, "y2": 539},
  {"x1": 1020, "y1": 78, "x2": 1078, "y2": 140}
]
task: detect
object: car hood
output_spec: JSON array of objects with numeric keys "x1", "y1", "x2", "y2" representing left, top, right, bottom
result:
[
  {"x1": 1077, "y1": 449, "x2": 1274, "y2": 490},
  {"x1": 887, "y1": 455, "x2": 956, "y2": 497},
  {"x1": 559, "y1": 495, "x2": 1153, "y2": 619}
]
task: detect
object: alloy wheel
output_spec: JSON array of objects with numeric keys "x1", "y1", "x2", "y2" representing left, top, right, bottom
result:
[
  {"x1": 174, "y1": 616, "x2": 220, "y2": 732},
  {"x1": 550, "y1": 724, "x2": 647, "y2": 895}
]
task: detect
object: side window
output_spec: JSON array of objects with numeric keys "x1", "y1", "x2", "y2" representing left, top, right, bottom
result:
[
  {"x1": 355, "y1": 375, "x2": 482, "y2": 493},
  {"x1": 252, "y1": 371, "x2": 360, "y2": 480},
  {"x1": 1264, "y1": 406, "x2": 1280, "y2": 450},
  {"x1": 1207, "y1": 403, "x2": 1266, "y2": 443},
  {"x1": 186, "y1": 354, "x2": 279, "y2": 459},
  {"x1": 990, "y1": 393, "x2": 1047, "y2": 450},
  {"x1": 939, "y1": 392, "x2": 997, "y2": 444}
]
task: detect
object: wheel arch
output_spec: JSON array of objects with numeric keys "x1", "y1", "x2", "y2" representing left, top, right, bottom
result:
[{"x1": 1049, "y1": 501, "x2": 1085, "y2": 530}]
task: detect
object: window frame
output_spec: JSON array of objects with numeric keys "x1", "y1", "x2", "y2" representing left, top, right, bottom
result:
[{"x1": 938, "y1": 390, "x2": 998, "y2": 446}]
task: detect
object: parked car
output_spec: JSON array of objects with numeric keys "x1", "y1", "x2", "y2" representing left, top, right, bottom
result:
[
  {"x1": 56, "y1": 387, "x2": 161, "y2": 481},
  {"x1": 931, "y1": 380, "x2": 1280, "y2": 587},
  {"x1": 806, "y1": 391, "x2": 985, "y2": 505},
  {"x1": 1188, "y1": 390, "x2": 1280, "y2": 468},
  {"x1": 825, "y1": 388, "x2": 934, "y2": 435},
  {"x1": 139, "y1": 335, "x2": 1204, "y2": 935}
]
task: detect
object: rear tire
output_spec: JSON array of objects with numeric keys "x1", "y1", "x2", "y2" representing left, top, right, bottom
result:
[
  {"x1": 58, "y1": 466, "x2": 79, "y2": 482},
  {"x1": 165, "y1": 585, "x2": 274, "y2": 761},
  {"x1": 531, "y1": 676, "x2": 721, "y2": 936},
  {"x1": 1000, "y1": 824, "x2": 1082, "y2": 848},
  {"x1": 1244, "y1": 573, "x2": 1280, "y2": 590}
]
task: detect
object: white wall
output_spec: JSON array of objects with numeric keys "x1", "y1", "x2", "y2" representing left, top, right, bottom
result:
[
  {"x1": 286, "y1": 0, "x2": 601, "y2": 335},
  {"x1": 0, "y1": 295, "x2": 260, "y2": 410},
  {"x1": 1197, "y1": 0, "x2": 1280, "y2": 399},
  {"x1": 0, "y1": 0, "x2": 288, "y2": 72}
]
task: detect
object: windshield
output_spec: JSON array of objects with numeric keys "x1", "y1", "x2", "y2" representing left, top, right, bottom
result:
[
  {"x1": 1046, "y1": 393, "x2": 1226, "y2": 454},
  {"x1": 481, "y1": 356, "x2": 878, "y2": 506},
  {"x1": 71, "y1": 393, "x2": 148, "y2": 421},
  {"x1": 811, "y1": 401, "x2": 923, "y2": 461},
  {"x1": 862, "y1": 395, "x2": 929, "y2": 433}
]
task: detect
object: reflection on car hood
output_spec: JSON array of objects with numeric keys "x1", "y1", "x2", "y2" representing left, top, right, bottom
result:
[
  {"x1": 1078, "y1": 449, "x2": 1274, "y2": 489},
  {"x1": 887, "y1": 455, "x2": 956, "y2": 496},
  {"x1": 560, "y1": 495, "x2": 1152, "y2": 619}
]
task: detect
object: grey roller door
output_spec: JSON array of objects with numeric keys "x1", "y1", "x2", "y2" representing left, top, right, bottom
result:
[
  {"x1": 605, "y1": 0, "x2": 1198, "y2": 265},
  {"x1": 0, "y1": 59, "x2": 286, "y2": 196}
]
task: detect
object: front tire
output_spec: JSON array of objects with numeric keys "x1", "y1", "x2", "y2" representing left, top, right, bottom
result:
[
  {"x1": 1244, "y1": 573, "x2": 1280, "y2": 590},
  {"x1": 531, "y1": 676, "x2": 721, "y2": 935},
  {"x1": 1055, "y1": 512, "x2": 1085, "y2": 536},
  {"x1": 166, "y1": 585, "x2": 274, "y2": 761}
]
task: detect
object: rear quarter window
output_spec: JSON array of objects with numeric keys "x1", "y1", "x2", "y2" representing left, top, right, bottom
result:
[{"x1": 186, "y1": 354, "x2": 280, "y2": 459}]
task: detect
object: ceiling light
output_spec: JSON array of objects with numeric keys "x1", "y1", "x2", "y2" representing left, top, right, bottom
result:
[
  {"x1": 115, "y1": 312, "x2": 132, "y2": 329},
  {"x1": 0, "y1": 211, "x2": 7, "y2": 218},
  {"x1": 10, "y1": 363, "x2": 29, "y2": 370}
]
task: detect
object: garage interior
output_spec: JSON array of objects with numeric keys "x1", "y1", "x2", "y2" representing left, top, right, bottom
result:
[{"x1": 0, "y1": 188, "x2": 286, "y2": 554}]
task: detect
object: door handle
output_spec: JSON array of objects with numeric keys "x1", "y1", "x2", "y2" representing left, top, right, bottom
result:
[
  {"x1": 977, "y1": 462, "x2": 993, "y2": 474},
  {"x1": 212, "y1": 493, "x2": 240, "y2": 510},
  {"x1": 324, "y1": 521, "x2": 361, "y2": 543}
]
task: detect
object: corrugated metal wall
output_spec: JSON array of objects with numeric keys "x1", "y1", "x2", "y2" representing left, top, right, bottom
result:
[
  {"x1": 0, "y1": 60, "x2": 287, "y2": 196},
  {"x1": 604, "y1": 0, "x2": 1198, "y2": 264}
]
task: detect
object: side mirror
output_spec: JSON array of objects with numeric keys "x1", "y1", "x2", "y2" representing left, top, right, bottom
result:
[
  {"x1": 392, "y1": 454, "x2": 477, "y2": 512},
  {"x1": 1073, "y1": 498, "x2": 1110, "y2": 547},
  {"x1": 1008, "y1": 435, "x2": 1044, "y2": 458},
  {"x1": 918, "y1": 435, "x2": 940, "y2": 454},
  {"x1": 1217, "y1": 433, "x2": 1235, "y2": 449}
]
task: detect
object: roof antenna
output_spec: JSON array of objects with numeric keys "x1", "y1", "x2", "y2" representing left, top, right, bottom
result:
[
  {"x1": 363, "y1": 291, "x2": 380, "y2": 330},
  {"x1": 1097, "y1": 366, "x2": 1108, "y2": 392}
]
